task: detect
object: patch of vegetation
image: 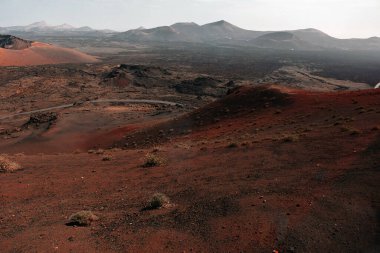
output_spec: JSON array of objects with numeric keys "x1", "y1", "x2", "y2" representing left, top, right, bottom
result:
[
  {"x1": 341, "y1": 126, "x2": 362, "y2": 135},
  {"x1": 102, "y1": 156, "x2": 111, "y2": 161},
  {"x1": 95, "y1": 149, "x2": 105, "y2": 155},
  {"x1": 67, "y1": 211, "x2": 99, "y2": 226},
  {"x1": 146, "y1": 193, "x2": 171, "y2": 210},
  {"x1": 227, "y1": 143, "x2": 238, "y2": 148},
  {"x1": 281, "y1": 134, "x2": 299, "y2": 143},
  {"x1": 143, "y1": 154, "x2": 164, "y2": 167},
  {"x1": 0, "y1": 155, "x2": 21, "y2": 173}
]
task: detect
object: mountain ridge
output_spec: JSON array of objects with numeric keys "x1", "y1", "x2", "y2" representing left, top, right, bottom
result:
[
  {"x1": 0, "y1": 21, "x2": 116, "y2": 35},
  {"x1": 114, "y1": 20, "x2": 380, "y2": 51}
]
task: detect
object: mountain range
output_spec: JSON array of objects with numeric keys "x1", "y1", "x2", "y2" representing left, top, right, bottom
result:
[
  {"x1": 0, "y1": 21, "x2": 115, "y2": 36},
  {"x1": 1, "y1": 20, "x2": 379, "y2": 51},
  {"x1": 114, "y1": 20, "x2": 380, "y2": 51}
]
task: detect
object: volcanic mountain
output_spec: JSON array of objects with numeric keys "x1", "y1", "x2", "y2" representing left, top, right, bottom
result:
[
  {"x1": 0, "y1": 35, "x2": 99, "y2": 66},
  {"x1": 114, "y1": 20, "x2": 380, "y2": 51},
  {"x1": 115, "y1": 20, "x2": 265, "y2": 43}
]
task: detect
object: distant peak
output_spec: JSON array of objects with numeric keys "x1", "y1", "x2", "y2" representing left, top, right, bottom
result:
[
  {"x1": 203, "y1": 20, "x2": 237, "y2": 28},
  {"x1": 300, "y1": 28, "x2": 324, "y2": 33},
  {"x1": 29, "y1": 21, "x2": 48, "y2": 27},
  {"x1": 172, "y1": 22, "x2": 199, "y2": 26},
  {"x1": 212, "y1": 20, "x2": 230, "y2": 25},
  {"x1": 56, "y1": 23, "x2": 74, "y2": 28}
]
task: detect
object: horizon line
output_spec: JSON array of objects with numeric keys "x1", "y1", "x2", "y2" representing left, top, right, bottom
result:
[{"x1": 2, "y1": 20, "x2": 379, "y2": 40}]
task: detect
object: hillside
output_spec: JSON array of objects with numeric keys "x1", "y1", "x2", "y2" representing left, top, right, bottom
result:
[
  {"x1": 1, "y1": 85, "x2": 379, "y2": 252},
  {"x1": 0, "y1": 35, "x2": 99, "y2": 66},
  {"x1": 251, "y1": 32, "x2": 317, "y2": 50}
]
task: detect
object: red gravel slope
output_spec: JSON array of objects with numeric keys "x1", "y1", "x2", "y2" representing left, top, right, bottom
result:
[
  {"x1": 1, "y1": 85, "x2": 379, "y2": 252},
  {"x1": 0, "y1": 42, "x2": 99, "y2": 66}
]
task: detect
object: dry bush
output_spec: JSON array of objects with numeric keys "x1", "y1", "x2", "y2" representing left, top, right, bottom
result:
[
  {"x1": 281, "y1": 134, "x2": 299, "y2": 143},
  {"x1": 67, "y1": 211, "x2": 99, "y2": 226},
  {"x1": 341, "y1": 126, "x2": 362, "y2": 135},
  {"x1": 95, "y1": 149, "x2": 105, "y2": 155},
  {"x1": 0, "y1": 155, "x2": 21, "y2": 173},
  {"x1": 227, "y1": 143, "x2": 238, "y2": 148},
  {"x1": 102, "y1": 156, "x2": 112, "y2": 161},
  {"x1": 143, "y1": 154, "x2": 164, "y2": 167},
  {"x1": 146, "y1": 193, "x2": 171, "y2": 209}
]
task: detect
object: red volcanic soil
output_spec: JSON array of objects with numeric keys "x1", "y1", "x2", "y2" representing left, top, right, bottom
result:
[
  {"x1": 0, "y1": 86, "x2": 379, "y2": 252},
  {"x1": 0, "y1": 42, "x2": 99, "y2": 66}
]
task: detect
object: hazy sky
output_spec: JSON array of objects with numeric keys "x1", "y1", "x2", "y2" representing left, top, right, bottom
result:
[{"x1": 1, "y1": 0, "x2": 379, "y2": 38}]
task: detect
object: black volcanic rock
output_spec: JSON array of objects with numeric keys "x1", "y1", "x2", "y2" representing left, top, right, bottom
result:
[
  {"x1": 102, "y1": 64, "x2": 172, "y2": 87},
  {"x1": 0, "y1": 35, "x2": 32, "y2": 50},
  {"x1": 173, "y1": 76, "x2": 229, "y2": 97},
  {"x1": 23, "y1": 112, "x2": 58, "y2": 129}
]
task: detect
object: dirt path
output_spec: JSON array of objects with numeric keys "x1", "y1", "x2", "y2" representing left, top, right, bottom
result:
[{"x1": 0, "y1": 99, "x2": 181, "y2": 121}]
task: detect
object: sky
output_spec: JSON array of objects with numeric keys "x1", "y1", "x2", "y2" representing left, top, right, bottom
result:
[{"x1": 1, "y1": 0, "x2": 379, "y2": 38}]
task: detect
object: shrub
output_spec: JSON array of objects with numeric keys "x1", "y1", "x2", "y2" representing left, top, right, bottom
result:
[
  {"x1": 147, "y1": 193, "x2": 170, "y2": 209},
  {"x1": 0, "y1": 156, "x2": 21, "y2": 173},
  {"x1": 227, "y1": 143, "x2": 238, "y2": 148},
  {"x1": 281, "y1": 135, "x2": 299, "y2": 143},
  {"x1": 102, "y1": 156, "x2": 111, "y2": 161},
  {"x1": 67, "y1": 211, "x2": 99, "y2": 226},
  {"x1": 95, "y1": 149, "x2": 104, "y2": 155},
  {"x1": 143, "y1": 154, "x2": 163, "y2": 167},
  {"x1": 341, "y1": 126, "x2": 361, "y2": 135}
]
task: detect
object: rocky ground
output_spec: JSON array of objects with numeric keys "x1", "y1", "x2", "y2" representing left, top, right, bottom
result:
[{"x1": 0, "y1": 67, "x2": 379, "y2": 253}]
